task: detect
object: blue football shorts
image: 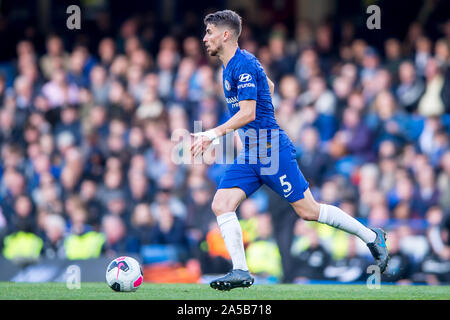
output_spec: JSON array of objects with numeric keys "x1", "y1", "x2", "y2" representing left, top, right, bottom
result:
[{"x1": 218, "y1": 146, "x2": 309, "y2": 203}]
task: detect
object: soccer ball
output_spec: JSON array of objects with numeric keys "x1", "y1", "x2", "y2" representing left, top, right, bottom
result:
[{"x1": 106, "y1": 256, "x2": 144, "y2": 292}]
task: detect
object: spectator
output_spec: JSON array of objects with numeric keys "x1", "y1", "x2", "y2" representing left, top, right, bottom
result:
[
  {"x1": 414, "y1": 36, "x2": 432, "y2": 78},
  {"x1": 296, "y1": 126, "x2": 332, "y2": 187},
  {"x1": 66, "y1": 201, "x2": 93, "y2": 236},
  {"x1": 267, "y1": 34, "x2": 294, "y2": 83},
  {"x1": 126, "y1": 168, "x2": 153, "y2": 213},
  {"x1": 360, "y1": 47, "x2": 380, "y2": 96},
  {"x1": 357, "y1": 163, "x2": 382, "y2": 217},
  {"x1": 185, "y1": 181, "x2": 216, "y2": 245},
  {"x1": 13, "y1": 75, "x2": 34, "y2": 110},
  {"x1": 54, "y1": 105, "x2": 83, "y2": 145},
  {"x1": 2, "y1": 229, "x2": 43, "y2": 263},
  {"x1": 9, "y1": 195, "x2": 35, "y2": 233},
  {"x1": 60, "y1": 164, "x2": 82, "y2": 201},
  {"x1": 238, "y1": 198, "x2": 260, "y2": 244},
  {"x1": 275, "y1": 99, "x2": 303, "y2": 142},
  {"x1": 418, "y1": 117, "x2": 444, "y2": 161},
  {"x1": 127, "y1": 126, "x2": 148, "y2": 155},
  {"x1": 156, "y1": 48, "x2": 178, "y2": 101},
  {"x1": 104, "y1": 191, "x2": 130, "y2": 224},
  {"x1": 315, "y1": 23, "x2": 334, "y2": 74},
  {"x1": 182, "y1": 36, "x2": 205, "y2": 66},
  {"x1": 396, "y1": 61, "x2": 425, "y2": 113},
  {"x1": 332, "y1": 76, "x2": 353, "y2": 119},
  {"x1": 419, "y1": 206, "x2": 450, "y2": 284},
  {"x1": 366, "y1": 90, "x2": 412, "y2": 148},
  {"x1": 97, "y1": 169, "x2": 126, "y2": 208},
  {"x1": 384, "y1": 38, "x2": 403, "y2": 83},
  {"x1": 79, "y1": 178, "x2": 102, "y2": 229},
  {"x1": 150, "y1": 174, "x2": 187, "y2": 220},
  {"x1": 32, "y1": 172, "x2": 63, "y2": 215},
  {"x1": 368, "y1": 203, "x2": 390, "y2": 229},
  {"x1": 297, "y1": 76, "x2": 337, "y2": 141},
  {"x1": 425, "y1": 206, "x2": 450, "y2": 261},
  {"x1": 298, "y1": 76, "x2": 337, "y2": 117},
  {"x1": 101, "y1": 214, "x2": 132, "y2": 257},
  {"x1": 67, "y1": 47, "x2": 90, "y2": 88},
  {"x1": 294, "y1": 20, "x2": 315, "y2": 51},
  {"x1": 89, "y1": 65, "x2": 110, "y2": 106},
  {"x1": 334, "y1": 107, "x2": 374, "y2": 163},
  {"x1": 437, "y1": 150, "x2": 450, "y2": 212},
  {"x1": 199, "y1": 221, "x2": 233, "y2": 274},
  {"x1": 246, "y1": 214, "x2": 283, "y2": 280},
  {"x1": 141, "y1": 204, "x2": 189, "y2": 265},
  {"x1": 418, "y1": 58, "x2": 445, "y2": 117},
  {"x1": 295, "y1": 48, "x2": 321, "y2": 87},
  {"x1": 0, "y1": 108, "x2": 21, "y2": 145},
  {"x1": 128, "y1": 203, "x2": 157, "y2": 252},
  {"x1": 98, "y1": 37, "x2": 116, "y2": 69},
  {"x1": 39, "y1": 35, "x2": 70, "y2": 80},
  {"x1": 41, "y1": 214, "x2": 66, "y2": 259},
  {"x1": 88, "y1": 105, "x2": 109, "y2": 143},
  {"x1": 1, "y1": 170, "x2": 27, "y2": 221},
  {"x1": 381, "y1": 230, "x2": 413, "y2": 284},
  {"x1": 153, "y1": 204, "x2": 187, "y2": 250},
  {"x1": 434, "y1": 38, "x2": 450, "y2": 68},
  {"x1": 291, "y1": 220, "x2": 331, "y2": 282},
  {"x1": 414, "y1": 165, "x2": 439, "y2": 216},
  {"x1": 323, "y1": 236, "x2": 369, "y2": 283},
  {"x1": 42, "y1": 68, "x2": 80, "y2": 108}
]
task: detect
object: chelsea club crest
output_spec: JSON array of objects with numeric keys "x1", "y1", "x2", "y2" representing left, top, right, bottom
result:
[{"x1": 225, "y1": 79, "x2": 231, "y2": 91}]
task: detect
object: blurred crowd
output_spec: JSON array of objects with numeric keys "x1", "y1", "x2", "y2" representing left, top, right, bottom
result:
[{"x1": 0, "y1": 8, "x2": 449, "y2": 285}]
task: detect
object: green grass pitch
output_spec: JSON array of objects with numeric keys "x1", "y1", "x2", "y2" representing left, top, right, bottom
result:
[{"x1": 0, "y1": 282, "x2": 449, "y2": 300}]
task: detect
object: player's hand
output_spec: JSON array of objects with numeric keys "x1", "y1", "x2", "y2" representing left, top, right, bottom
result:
[{"x1": 190, "y1": 130, "x2": 217, "y2": 157}]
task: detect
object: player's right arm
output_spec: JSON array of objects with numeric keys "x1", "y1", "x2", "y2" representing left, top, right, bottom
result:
[
  {"x1": 191, "y1": 61, "x2": 259, "y2": 157},
  {"x1": 201, "y1": 62, "x2": 259, "y2": 139},
  {"x1": 215, "y1": 99, "x2": 256, "y2": 136},
  {"x1": 190, "y1": 100, "x2": 255, "y2": 157}
]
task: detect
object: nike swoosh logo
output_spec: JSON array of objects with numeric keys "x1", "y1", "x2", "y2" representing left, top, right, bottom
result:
[{"x1": 284, "y1": 191, "x2": 294, "y2": 198}]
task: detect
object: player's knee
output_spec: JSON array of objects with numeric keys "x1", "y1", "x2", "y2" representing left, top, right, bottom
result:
[
  {"x1": 298, "y1": 209, "x2": 318, "y2": 221},
  {"x1": 211, "y1": 199, "x2": 221, "y2": 215},
  {"x1": 211, "y1": 197, "x2": 235, "y2": 216},
  {"x1": 294, "y1": 202, "x2": 320, "y2": 221}
]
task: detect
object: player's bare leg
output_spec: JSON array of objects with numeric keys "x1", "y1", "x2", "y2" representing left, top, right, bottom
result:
[
  {"x1": 209, "y1": 187, "x2": 254, "y2": 290},
  {"x1": 290, "y1": 188, "x2": 389, "y2": 273},
  {"x1": 211, "y1": 187, "x2": 246, "y2": 217}
]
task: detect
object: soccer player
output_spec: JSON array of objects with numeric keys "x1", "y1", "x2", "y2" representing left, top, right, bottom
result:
[{"x1": 191, "y1": 10, "x2": 389, "y2": 291}]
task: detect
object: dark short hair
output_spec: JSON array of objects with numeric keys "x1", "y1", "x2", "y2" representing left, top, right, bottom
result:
[{"x1": 204, "y1": 10, "x2": 242, "y2": 38}]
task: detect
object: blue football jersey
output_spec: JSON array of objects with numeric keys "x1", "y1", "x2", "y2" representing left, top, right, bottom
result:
[{"x1": 222, "y1": 47, "x2": 293, "y2": 160}]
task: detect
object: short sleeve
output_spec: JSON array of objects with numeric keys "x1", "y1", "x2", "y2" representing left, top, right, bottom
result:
[{"x1": 235, "y1": 62, "x2": 258, "y2": 102}]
